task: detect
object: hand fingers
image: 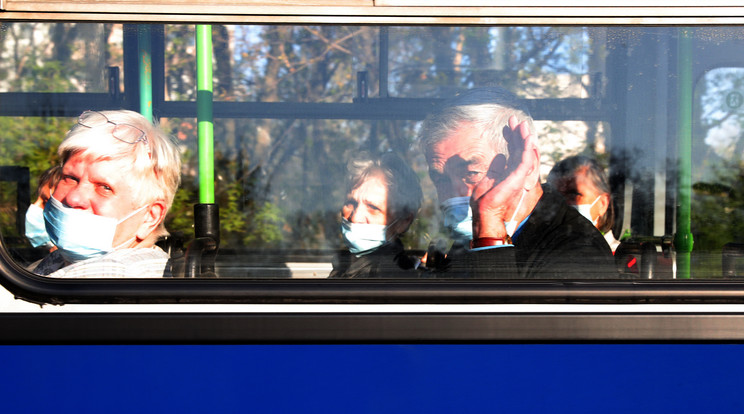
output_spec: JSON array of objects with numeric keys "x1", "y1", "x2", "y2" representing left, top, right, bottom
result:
[
  {"x1": 513, "y1": 134, "x2": 535, "y2": 184},
  {"x1": 471, "y1": 174, "x2": 496, "y2": 203},
  {"x1": 506, "y1": 115, "x2": 531, "y2": 145},
  {"x1": 505, "y1": 117, "x2": 530, "y2": 172},
  {"x1": 472, "y1": 153, "x2": 526, "y2": 210},
  {"x1": 487, "y1": 153, "x2": 508, "y2": 181},
  {"x1": 474, "y1": 117, "x2": 534, "y2": 206},
  {"x1": 472, "y1": 115, "x2": 535, "y2": 216},
  {"x1": 519, "y1": 119, "x2": 531, "y2": 142},
  {"x1": 508, "y1": 114, "x2": 520, "y2": 131},
  {"x1": 471, "y1": 165, "x2": 524, "y2": 228},
  {"x1": 516, "y1": 125, "x2": 539, "y2": 190},
  {"x1": 472, "y1": 153, "x2": 506, "y2": 201}
]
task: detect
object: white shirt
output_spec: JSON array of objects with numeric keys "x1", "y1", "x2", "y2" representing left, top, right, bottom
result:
[{"x1": 604, "y1": 231, "x2": 620, "y2": 253}]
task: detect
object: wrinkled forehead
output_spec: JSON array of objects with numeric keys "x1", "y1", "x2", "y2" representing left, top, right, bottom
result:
[
  {"x1": 62, "y1": 152, "x2": 142, "y2": 187},
  {"x1": 350, "y1": 167, "x2": 387, "y2": 191},
  {"x1": 351, "y1": 171, "x2": 388, "y2": 195},
  {"x1": 426, "y1": 124, "x2": 500, "y2": 167},
  {"x1": 61, "y1": 122, "x2": 144, "y2": 164},
  {"x1": 349, "y1": 173, "x2": 390, "y2": 210},
  {"x1": 64, "y1": 148, "x2": 134, "y2": 167}
]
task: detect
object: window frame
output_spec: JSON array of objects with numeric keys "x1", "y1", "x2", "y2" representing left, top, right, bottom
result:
[{"x1": 3, "y1": 10, "x2": 744, "y2": 308}]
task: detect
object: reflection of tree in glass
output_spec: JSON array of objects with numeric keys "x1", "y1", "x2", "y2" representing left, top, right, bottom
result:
[
  {"x1": 692, "y1": 68, "x2": 744, "y2": 260},
  {"x1": 387, "y1": 27, "x2": 593, "y2": 99},
  {"x1": 0, "y1": 22, "x2": 117, "y2": 93},
  {"x1": 699, "y1": 68, "x2": 744, "y2": 164},
  {"x1": 0, "y1": 23, "x2": 610, "y2": 253},
  {"x1": 691, "y1": 157, "x2": 744, "y2": 279},
  {"x1": 161, "y1": 25, "x2": 608, "y2": 251}
]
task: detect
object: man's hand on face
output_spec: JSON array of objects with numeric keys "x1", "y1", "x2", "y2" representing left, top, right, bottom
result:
[{"x1": 471, "y1": 115, "x2": 537, "y2": 239}]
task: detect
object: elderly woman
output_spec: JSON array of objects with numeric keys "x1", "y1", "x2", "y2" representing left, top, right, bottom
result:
[
  {"x1": 547, "y1": 155, "x2": 620, "y2": 252},
  {"x1": 329, "y1": 152, "x2": 423, "y2": 278},
  {"x1": 32, "y1": 110, "x2": 181, "y2": 277}
]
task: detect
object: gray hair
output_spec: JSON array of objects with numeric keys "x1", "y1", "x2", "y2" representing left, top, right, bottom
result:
[
  {"x1": 419, "y1": 87, "x2": 536, "y2": 161},
  {"x1": 347, "y1": 152, "x2": 423, "y2": 229},
  {"x1": 59, "y1": 109, "x2": 182, "y2": 217}
]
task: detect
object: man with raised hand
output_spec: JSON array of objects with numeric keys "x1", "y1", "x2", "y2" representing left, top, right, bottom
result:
[{"x1": 420, "y1": 87, "x2": 614, "y2": 278}]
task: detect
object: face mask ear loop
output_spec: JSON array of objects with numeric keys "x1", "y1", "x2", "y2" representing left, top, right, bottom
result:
[
  {"x1": 589, "y1": 195, "x2": 601, "y2": 209},
  {"x1": 505, "y1": 188, "x2": 527, "y2": 237},
  {"x1": 116, "y1": 203, "x2": 149, "y2": 225},
  {"x1": 585, "y1": 195, "x2": 602, "y2": 225},
  {"x1": 509, "y1": 188, "x2": 527, "y2": 225},
  {"x1": 112, "y1": 235, "x2": 137, "y2": 251},
  {"x1": 384, "y1": 217, "x2": 400, "y2": 243},
  {"x1": 111, "y1": 204, "x2": 150, "y2": 249}
]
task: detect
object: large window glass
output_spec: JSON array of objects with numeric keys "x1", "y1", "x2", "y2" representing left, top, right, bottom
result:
[
  {"x1": 2, "y1": 23, "x2": 742, "y2": 280},
  {"x1": 163, "y1": 26, "x2": 597, "y2": 102},
  {"x1": 0, "y1": 23, "x2": 123, "y2": 93},
  {"x1": 693, "y1": 66, "x2": 744, "y2": 278},
  {"x1": 387, "y1": 26, "x2": 596, "y2": 100}
]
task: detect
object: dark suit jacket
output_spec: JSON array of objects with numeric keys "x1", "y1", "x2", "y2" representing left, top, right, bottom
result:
[
  {"x1": 450, "y1": 184, "x2": 616, "y2": 278},
  {"x1": 329, "y1": 238, "x2": 420, "y2": 278}
]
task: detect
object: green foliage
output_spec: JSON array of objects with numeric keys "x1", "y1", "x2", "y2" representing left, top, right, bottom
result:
[
  {"x1": 28, "y1": 61, "x2": 75, "y2": 92},
  {"x1": 691, "y1": 158, "x2": 744, "y2": 251},
  {"x1": 220, "y1": 180, "x2": 246, "y2": 236},
  {"x1": 164, "y1": 182, "x2": 196, "y2": 238},
  {"x1": 0, "y1": 116, "x2": 68, "y2": 239},
  {"x1": 242, "y1": 201, "x2": 284, "y2": 246}
]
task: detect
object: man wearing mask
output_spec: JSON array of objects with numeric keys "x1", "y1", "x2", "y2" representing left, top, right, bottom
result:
[
  {"x1": 329, "y1": 152, "x2": 423, "y2": 278},
  {"x1": 420, "y1": 87, "x2": 614, "y2": 278},
  {"x1": 32, "y1": 110, "x2": 181, "y2": 278}
]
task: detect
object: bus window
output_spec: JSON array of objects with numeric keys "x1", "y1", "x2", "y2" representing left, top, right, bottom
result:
[
  {"x1": 693, "y1": 66, "x2": 744, "y2": 278},
  {"x1": 387, "y1": 26, "x2": 594, "y2": 100},
  {"x1": 2, "y1": 22, "x2": 744, "y2": 284},
  {"x1": 0, "y1": 23, "x2": 123, "y2": 94}
]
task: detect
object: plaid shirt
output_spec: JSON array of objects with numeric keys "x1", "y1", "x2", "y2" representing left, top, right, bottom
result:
[{"x1": 33, "y1": 247, "x2": 171, "y2": 278}]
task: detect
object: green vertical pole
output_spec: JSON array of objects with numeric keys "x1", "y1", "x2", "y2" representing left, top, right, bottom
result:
[
  {"x1": 138, "y1": 25, "x2": 153, "y2": 122},
  {"x1": 674, "y1": 28, "x2": 694, "y2": 279},
  {"x1": 196, "y1": 25, "x2": 215, "y2": 204}
]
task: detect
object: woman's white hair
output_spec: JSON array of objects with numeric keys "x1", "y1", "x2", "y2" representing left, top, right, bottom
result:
[{"x1": 59, "y1": 110, "x2": 181, "y2": 220}]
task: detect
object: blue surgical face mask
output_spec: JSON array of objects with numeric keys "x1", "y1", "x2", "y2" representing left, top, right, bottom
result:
[
  {"x1": 44, "y1": 196, "x2": 147, "y2": 263},
  {"x1": 440, "y1": 196, "x2": 472, "y2": 242},
  {"x1": 25, "y1": 203, "x2": 52, "y2": 248},
  {"x1": 341, "y1": 218, "x2": 391, "y2": 256}
]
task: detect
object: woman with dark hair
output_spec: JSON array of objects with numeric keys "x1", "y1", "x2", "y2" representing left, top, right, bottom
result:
[
  {"x1": 329, "y1": 152, "x2": 423, "y2": 278},
  {"x1": 547, "y1": 155, "x2": 620, "y2": 253}
]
